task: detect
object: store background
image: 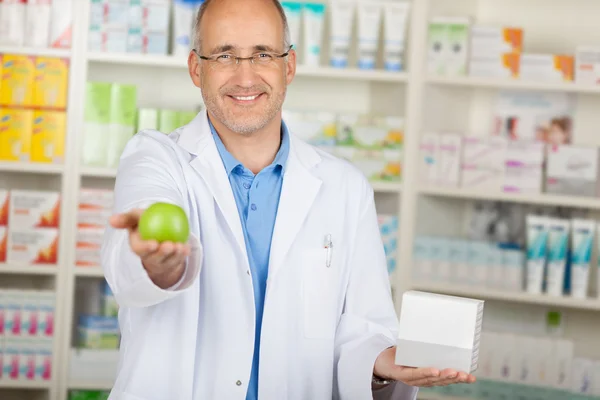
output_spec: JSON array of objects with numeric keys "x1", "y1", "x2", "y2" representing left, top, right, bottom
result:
[{"x1": 1, "y1": 0, "x2": 600, "y2": 399}]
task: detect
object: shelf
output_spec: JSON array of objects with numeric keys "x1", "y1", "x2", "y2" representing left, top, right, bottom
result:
[
  {"x1": 74, "y1": 267, "x2": 105, "y2": 278},
  {"x1": 87, "y1": 52, "x2": 408, "y2": 82},
  {"x1": 411, "y1": 282, "x2": 600, "y2": 311},
  {"x1": 372, "y1": 182, "x2": 403, "y2": 193},
  {"x1": 426, "y1": 75, "x2": 600, "y2": 94},
  {"x1": 80, "y1": 166, "x2": 117, "y2": 178},
  {"x1": 418, "y1": 186, "x2": 600, "y2": 210},
  {"x1": 0, "y1": 264, "x2": 58, "y2": 276},
  {"x1": 0, "y1": 162, "x2": 64, "y2": 175},
  {"x1": 68, "y1": 380, "x2": 113, "y2": 391},
  {"x1": 0, "y1": 46, "x2": 71, "y2": 58},
  {"x1": 0, "y1": 380, "x2": 53, "y2": 389}
]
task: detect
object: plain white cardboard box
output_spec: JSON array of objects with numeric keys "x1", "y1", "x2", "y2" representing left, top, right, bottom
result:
[{"x1": 395, "y1": 291, "x2": 484, "y2": 373}]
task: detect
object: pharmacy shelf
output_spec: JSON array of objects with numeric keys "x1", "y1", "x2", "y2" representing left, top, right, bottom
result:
[
  {"x1": 86, "y1": 52, "x2": 408, "y2": 82},
  {"x1": 425, "y1": 75, "x2": 600, "y2": 94},
  {"x1": 80, "y1": 166, "x2": 117, "y2": 178},
  {"x1": 0, "y1": 162, "x2": 64, "y2": 175},
  {"x1": 0, "y1": 380, "x2": 53, "y2": 389},
  {"x1": 0, "y1": 45, "x2": 71, "y2": 58},
  {"x1": 74, "y1": 267, "x2": 105, "y2": 278},
  {"x1": 371, "y1": 182, "x2": 403, "y2": 193},
  {"x1": 0, "y1": 263, "x2": 58, "y2": 276},
  {"x1": 67, "y1": 380, "x2": 113, "y2": 391},
  {"x1": 411, "y1": 281, "x2": 600, "y2": 312},
  {"x1": 418, "y1": 186, "x2": 600, "y2": 210}
]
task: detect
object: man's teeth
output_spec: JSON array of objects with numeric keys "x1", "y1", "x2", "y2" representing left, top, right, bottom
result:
[{"x1": 234, "y1": 95, "x2": 259, "y2": 101}]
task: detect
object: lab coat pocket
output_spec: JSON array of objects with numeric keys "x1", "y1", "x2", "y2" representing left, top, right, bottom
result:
[{"x1": 302, "y1": 248, "x2": 339, "y2": 339}]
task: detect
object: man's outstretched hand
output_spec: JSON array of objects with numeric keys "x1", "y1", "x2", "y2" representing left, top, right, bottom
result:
[{"x1": 374, "y1": 346, "x2": 476, "y2": 388}]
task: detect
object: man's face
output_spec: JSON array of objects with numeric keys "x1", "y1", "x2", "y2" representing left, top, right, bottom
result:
[{"x1": 189, "y1": 0, "x2": 296, "y2": 135}]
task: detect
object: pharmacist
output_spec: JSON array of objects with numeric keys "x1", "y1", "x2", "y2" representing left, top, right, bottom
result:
[{"x1": 101, "y1": 0, "x2": 475, "y2": 399}]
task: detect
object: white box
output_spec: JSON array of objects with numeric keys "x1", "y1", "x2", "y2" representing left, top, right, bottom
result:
[
  {"x1": 550, "y1": 339, "x2": 573, "y2": 390},
  {"x1": 575, "y1": 46, "x2": 600, "y2": 86},
  {"x1": 77, "y1": 209, "x2": 111, "y2": 229},
  {"x1": 7, "y1": 229, "x2": 60, "y2": 265},
  {"x1": 3, "y1": 290, "x2": 23, "y2": 337},
  {"x1": 532, "y1": 337, "x2": 553, "y2": 386},
  {"x1": 466, "y1": 241, "x2": 489, "y2": 286},
  {"x1": 25, "y1": 0, "x2": 52, "y2": 48},
  {"x1": 0, "y1": 189, "x2": 9, "y2": 226},
  {"x1": 486, "y1": 244, "x2": 504, "y2": 289},
  {"x1": 75, "y1": 228, "x2": 105, "y2": 267},
  {"x1": 502, "y1": 248, "x2": 524, "y2": 292},
  {"x1": 79, "y1": 189, "x2": 114, "y2": 211},
  {"x1": 9, "y1": 190, "x2": 61, "y2": 229},
  {"x1": 395, "y1": 291, "x2": 484, "y2": 373},
  {"x1": 592, "y1": 360, "x2": 600, "y2": 396},
  {"x1": 0, "y1": 0, "x2": 26, "y2": 46},
  {"x1": 412, "y1": 236, "x2": 433, "y2": 281},
  {"x1": 469, "y1": 26, "x2": 522, "y2": 58},
  {"x1": 571, "y1": 358, "x2": 595, "y2": 395},
  {"x1": 419, "y1": 133, "x2": 439, "y2": 185},
  {"x1": 37, "y1": 291, "x2": 55, "y2": 338},
  {"x1": 546, "y1": 145, "x2": 600, "y2": 197},
  {"x1": 49, "y1": 0, "x2": 73, "y2": 48},
  {"x1": 438, "y1": 134, "x2": 462, "y2": 187},
  {"x1": 491, "y1": 333, "x2": 517, "y2": 381},
  {"x1": 519, "y1": 53, "x2": 574, "y2": 83},
  {"x1": 461, "y1": 167, "x2": 504, "y2": 191},
  {"x1": 448, "y1": 239, "x2": 468, "y2": 285},
  {"x1": 513, "y1": 335, "x2": 537, "y2": 385},
  {"x1": 34, "y1": 337, "x2": 53, "y2": 381}
]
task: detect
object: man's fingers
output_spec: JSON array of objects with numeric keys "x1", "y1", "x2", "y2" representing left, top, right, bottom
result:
[
  {"x1": 406, "y1": 367, "x2": 440, "y2": 381},
  {"x1": 110, "y1": 209, "x2": 144, "y2": 229},
  {"x1": 129, "y1": 230, "x2": 159, "y2": 258}
]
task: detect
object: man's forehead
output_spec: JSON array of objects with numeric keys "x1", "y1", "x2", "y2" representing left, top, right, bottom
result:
[{"x1": 206, "y1": 43, "x2": 281, "y2": 54}]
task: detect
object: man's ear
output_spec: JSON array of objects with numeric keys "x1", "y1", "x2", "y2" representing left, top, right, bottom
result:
[{"x1": 188, "y1": 51, "x2": 202, "y2": 88}]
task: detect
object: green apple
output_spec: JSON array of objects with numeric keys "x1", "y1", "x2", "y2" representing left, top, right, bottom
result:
[{"x1": 138, "y1": 202, "x2": 190, "y2": 244}]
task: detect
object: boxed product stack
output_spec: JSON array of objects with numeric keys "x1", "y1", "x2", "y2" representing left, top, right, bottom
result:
[
  {"x1": 0, "y1": 289, "x2": 56, "y2": 382},
  {"x1": 546, "y1": 145, "x2": 600, "y2": 198},
  {"x1": 418, "y1": 132, "x2": 463, "y2": 187},
  {"x1": 0, "y1": 54, "x2": 69, "y2": 164},
  {"x1": 378, "y1": 214, "x2": 399, "y2": 276},
  {"x1": 426, "y1": 17, "x2": 471, "y2": 77},
  {"x1": 519, "y1": 53, "x2": 574, "y2": 83},
  {"x1": 468, "y1": 25, "x2": 522, "y2": 79},
  {"x1": 283, "y1": 109, "x2": 404, "y2": 183},
  {"x1": 0, "y1": 0, "x2": 73, "y2": 48},
  {"x1": 77, "y1": 280, "x2": 120, "y2": 350},
  {"x1": 75, "y1": 188, "x2": 114, "y2": 268},
  {"x1": 89, "y1": 0, "x2": 171, "y2": 55},
  {"x1": 575, "y1": 46, "x2": 600, "y2": 85},
  {"x1": 82, "y1": 82, "x2": 137, "y2": 168},
  {"x1": 503, "y1": 140, "x2": 545, "y2": 194},
  {"x1": 2, "y1": 189, "x2": 61, "y2": 266}
]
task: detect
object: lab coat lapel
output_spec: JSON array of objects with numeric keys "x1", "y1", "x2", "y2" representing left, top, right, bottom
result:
[
  {"x1": 268, "y1": 135, "x2": 322, "y2": 287},
  {"x1": 177, "y1": 111, "x2": 248, "y2": 260}
]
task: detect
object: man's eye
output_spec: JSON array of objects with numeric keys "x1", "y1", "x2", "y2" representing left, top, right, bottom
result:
[{"x1": 217, "y1": 54, "x2": 231, "y2": 60}]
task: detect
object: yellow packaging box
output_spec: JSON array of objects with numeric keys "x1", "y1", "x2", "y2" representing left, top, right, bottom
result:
[
  {"x1": 0, "y1": 55, "x2": 36, "y2": 107},
  {"x1": 33, "y1": 57, "x2": 69, "y2": 109},
  {"x1": 0, "y1": 108, "x2": 33, "y2": 162},
  {"x1": 31, "y1": 110, "x2": 66, "y2": 163}
]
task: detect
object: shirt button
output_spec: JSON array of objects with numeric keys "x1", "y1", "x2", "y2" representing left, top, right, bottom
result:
[
  {"x1": 251, "y1": 204, "x2": 257, "y2": 211},
  {"x1": 236, "y1": 380, "x2": 242, "y2": 386},
  {"x1": 243, "y1": 183, "x2": 250, "y2": 189}
]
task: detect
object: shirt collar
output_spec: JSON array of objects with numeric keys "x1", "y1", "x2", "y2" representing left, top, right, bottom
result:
[{"x1": 209, "y1": 117, "x2": 290, "y2": 176}]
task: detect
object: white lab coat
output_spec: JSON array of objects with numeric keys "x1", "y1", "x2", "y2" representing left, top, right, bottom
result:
[{"x1": 101, "y1": 111, "x2": 418, "y2": 400}]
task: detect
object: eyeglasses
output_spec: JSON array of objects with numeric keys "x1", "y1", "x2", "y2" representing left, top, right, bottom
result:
[{"x1": 193, "y1": 45, "x2": 293, "y2": 70}]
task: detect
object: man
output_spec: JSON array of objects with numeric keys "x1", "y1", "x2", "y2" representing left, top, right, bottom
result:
[{"x1": 102, "y1": 0, "x2": 476, "y2": 398}]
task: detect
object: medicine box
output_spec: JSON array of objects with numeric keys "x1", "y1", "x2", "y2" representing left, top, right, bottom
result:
[
  {"x1": 519, "y1": 54, "x2": 574, "y2": 82},
  {"x1": 438, "y1": 133, "x2": 462, "y2": 187},
  {"x1": 546, "y1": 145, "x2": 600, "y2": 197},
  {"x1": 0, "y1": 107, "x2": 33, "y2": 162},
  {"x1": 0, "y1": 54, "x2": 35, "y2": 107},
  {"x1": 49, "y1": 0, "x2": 73, "y2": 48},
  {"x1": 79, "y1": 188, "x2": 114, "y2": 211},
  {"x1": 31, "y1": 110, "x2": 67, "y2": 164},
  {"x1": 426, "y1": 17, "x2": 471, "y2": 76},
  {"x1": 9, "y1": 190, "x2": 61, "y2": 229},
  {"x1": 419, "y1": 133, "x2": 439, "y2": 185},
  {"x1": 83, "y1": 82, "x2": 112, "y2": 167},
  {"x1": 75, "y1": 228, "x2": 105, "y2": 267},
  {"x1": 7, "y1": 229, "x2": 60, "y2": 265},
  {"x1": 395, "y1": 290, "x2": 484, "y2": 373},
  {"x1": 0, "y1": 189, "x2": 8, "y2": 225},
  {"x1": 575, "y1": 46, "x2": 600, "y2": 86},
  {"x1": 33, "y1": 57, "x2": 69, "y2": 109},
  {"x1": 78, "y1": 315, "x2": 120, "y2": 349},
  {"x1": 0, "y1": 225, "x2": 7, "y2": 262}
]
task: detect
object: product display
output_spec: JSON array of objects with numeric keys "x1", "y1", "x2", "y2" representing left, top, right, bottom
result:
[
  {"x1": 0, "y1": 289, "x2": 56, "y2": 382},
  {"x1": 76, "y1": 188, "x2": 114, "y2": 268},
  {"x1": 76, "y1": 280, "x2": 120, "y2": 350}
]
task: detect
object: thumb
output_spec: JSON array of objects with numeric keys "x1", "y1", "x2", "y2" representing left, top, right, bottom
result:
[{"x1": 109, "y1": 209, "x2": 144, "y2": 230}]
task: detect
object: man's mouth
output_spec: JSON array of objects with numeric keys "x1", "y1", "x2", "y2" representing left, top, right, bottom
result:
[{"x1": 227, "y1": 93, "x2": 264, "y2": 103}]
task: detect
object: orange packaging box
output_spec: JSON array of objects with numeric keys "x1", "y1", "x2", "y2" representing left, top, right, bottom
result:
[
  {"x1": 0, "y1": 226, "x2": 7, "y2": 263},
  {"x1": 0, "y1": 189, "x2": 9, "y2": 226},
  {"x1": 9, "y1": 190, "x2": 61, "y2": 229},
  {"x1": 519, "y1": 54, "x2": 574, "y2": 82},
  {"x1": 79, "y1": 189, "x2": 114, "y2": 211},
  {"x1": 7, "y1": 228, "x2": 59, "y2": 265}
]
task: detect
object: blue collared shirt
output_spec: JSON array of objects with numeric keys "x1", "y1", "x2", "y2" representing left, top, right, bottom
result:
[{"x1": 209, "y1": 120, "x2": 290, "y2": 400}]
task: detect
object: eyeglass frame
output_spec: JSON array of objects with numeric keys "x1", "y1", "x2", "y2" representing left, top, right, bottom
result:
[{"x1": 192, "y1": 45, "x2": 293, "y2": 68}]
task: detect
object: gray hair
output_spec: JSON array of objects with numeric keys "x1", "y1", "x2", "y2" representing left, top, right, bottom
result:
[{"x1": 193, "y1": 0, "x2": 291, "y2": 54}]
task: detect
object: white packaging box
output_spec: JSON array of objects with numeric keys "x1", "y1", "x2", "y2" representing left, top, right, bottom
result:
[
  {"x1": 546, "y1": 145, "x2": 600, "y2": 197},
  {"x1": 0, "y1": 0, "x2": 26, "y2": 46},
  {"x1": 0, "y1": 189, "x2": 9, "y2": 226},
  {"x1": 434, "y1": 237, "x2": 451, "y2": 282},
  {"x1": 503, "y1": 141, "x2": 545, "y2": 194},
  {"x1": 502, "y1": 248, "x2": 524, "y2": 292},
  {"x1": 550, "y1": 339, "x2": 573, "y2": 390},
  {"x1": 419, "y1": 133, "x2": 439, "y2": 186},
  {"x1": 532, "y1": 337, "x2": 553, "y2": 386},
  {"x1": 448, "y1": 239, "x2": 468, "y2": 285},
  {"x1": 461, "y1": 167, "x2": 504, "y2": 191},
  {"x1": 469, "y1": 26, "x2": 521, "y2": 58},
  {"x1": 127, "y1": 0, "x2": 143, "y2": 53},
  {"x1": 571, "y1": 358, "x2": 595, "y2": 395},
  {"x1": 37, "y1": 291, "x2": 55, "y2": 338},
  {"x1": 438, "y1": 133, "x2": 462, "y2": 187},
  {"x1": 513, "y1": 335, "x2": 537, "y2": 385},
  {"x1": 7, "y1": 229, "x2": 60, "y2": 265},
  {"x1": 3, "y1": 337, "x2": 20, "y2": 380},
  {"x1": 519, "y1": 53, "x2": 574, "y2": 83},
  {"x1": 592, "y1": 360, "x2": 600, "y2": 396},
  {"x1": 466, "y1": 241, "x2": 489, "y2": 286},
  {"x1": 25, "y1": 0, "x2": 52, "y2": 48},
  {"x1": 462, "y1": 136, "x2": 507, "y2": 170},
  {"x1": 9, "y1": 190, "x2": 61, "y2": 229},
  {"x1": 79, "y1": 189, "x2": 114, "y2": 211},
  {"x1": 34, "y1": 337, "x2": 53, "y2": 381},
  {"x1": 4, "y1": 289, "x2": 23, "y2": 337},
  {"x1": 49, "y1": 0, "x2": 73, "y2": 48},
  {"x1": 468, "y1": 58, "x2": 518, "y2": 79},
  {"x1": 395, "y1": 291, "x2": 484, "y2": 373},
  {"x1": 75, "y1": 228, "x2": 105, "y2": 267},
  {"x1": 575, "y1": 46, "x2": 600, "y2": 86},
  {"x1": 141, "y1": 0, "x2": 170, "y2": 55},
  {"x1": 21, "y1": 291, "x2": 39, "y2": 337},
  {"x1": 491, "y1": 333, "x2": 517, "y2": 381},
  {"x1": 88, "y1": 0, "x2": 106, "y2": 52},
  {"x1": 412, "y1": 236, "x2": 433, "y2": 281},
  {"x1": 77, "y1": 210, "x2": 111, "y2": 229},
  {"x1": 486, "y1": 244, "x2": 504, "y2": 289},
  {"x1": 0, "y1": 226, "x2": 7, "y2": 263},
  {"x1": 104, "y1": 0, "x2": 129, "y2": 53},
  {"x1": 18, "y1": 337, "x2": 36, "y2": 381}
]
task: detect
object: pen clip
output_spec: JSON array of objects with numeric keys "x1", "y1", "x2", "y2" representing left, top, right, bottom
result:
[{"x1": 324, "y1": 234, "x2": 333, "y2": 268}]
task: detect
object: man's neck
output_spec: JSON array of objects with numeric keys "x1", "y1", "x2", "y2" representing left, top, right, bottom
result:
[{"x1": 208, "y1": 113, "x2": 282, "y2": 175}]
